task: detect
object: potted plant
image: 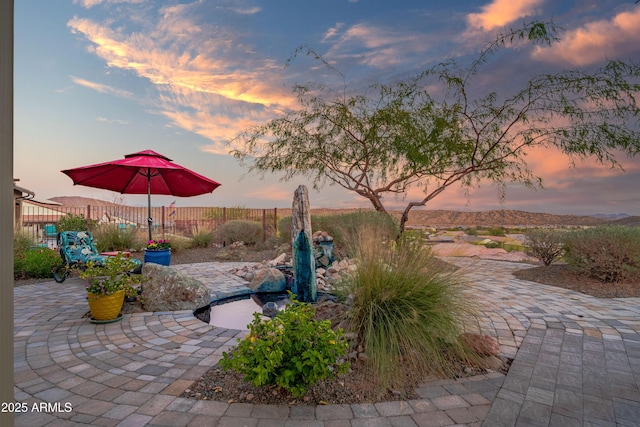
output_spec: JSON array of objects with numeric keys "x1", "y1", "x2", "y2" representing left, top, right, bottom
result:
[
  {"x1": 79, "y1": 253, "x2": 143, "y2": 322},
  {"x1": 144, "y1": 239, "x2": 172, "y2": 266}
]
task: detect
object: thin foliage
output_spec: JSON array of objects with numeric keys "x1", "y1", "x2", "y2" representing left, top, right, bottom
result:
[{"x1": 231, "y1": 21, "x2": 640, "y2": 232}]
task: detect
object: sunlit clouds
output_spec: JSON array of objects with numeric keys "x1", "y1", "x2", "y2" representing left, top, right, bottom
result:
[
  {"x1": 532, "y1": 6, "x2": 640, "y2": 66},
  {"x1": 467, "y1": 0, "x2": 545, "y2": 31},
  {"x1": 70, "y1": 76, "x2": 134, "y2": 98},
  {"x1": 67, "y1": 5, "x2": 297, "y2": 154},
  {"x1": 14, "y1": 1, "x2": 640, "y2": 213}
]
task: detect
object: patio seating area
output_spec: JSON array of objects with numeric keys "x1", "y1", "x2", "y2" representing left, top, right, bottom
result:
[{"x1": 14, "y1": 258, "x2": 640, "y2": 426}]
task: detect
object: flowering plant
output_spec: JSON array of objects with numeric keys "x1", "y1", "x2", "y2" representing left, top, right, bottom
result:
[
  {"x1": 146, "y1": 239, "x2": 171, "y2": 251},
  {"x1": 79, "y1": 253, "x2": 143, "y2": 300}
]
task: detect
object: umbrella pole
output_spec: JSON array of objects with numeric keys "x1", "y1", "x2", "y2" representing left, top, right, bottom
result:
[{"x1": 147, "y1": 169, "x2": 153, "y2": 242}]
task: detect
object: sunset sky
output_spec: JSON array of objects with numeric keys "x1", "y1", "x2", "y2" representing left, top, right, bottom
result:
[{"x1": 14, "y1": 0, "x2": 640, "y2": 215}]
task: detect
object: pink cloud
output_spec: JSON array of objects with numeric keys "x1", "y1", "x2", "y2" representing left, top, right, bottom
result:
[
  {"x1": 467, "y1": 0, "x2": 545, "y2": 31},
  {"x1": 532, "y1": 7, "x2": 640, "y2": 66}
]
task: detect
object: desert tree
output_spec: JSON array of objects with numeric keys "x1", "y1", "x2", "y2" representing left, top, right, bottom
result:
[{"x1": 231, "y1": 22, "x2": 640, "y2": 232}]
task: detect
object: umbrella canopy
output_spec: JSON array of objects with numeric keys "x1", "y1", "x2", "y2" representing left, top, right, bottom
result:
[{"x1": 62, "y1": 150, "x2": 221, "y2": 240}]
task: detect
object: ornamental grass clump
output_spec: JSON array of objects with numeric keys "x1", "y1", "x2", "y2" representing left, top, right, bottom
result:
[
  {"x1": 220, "y1": 294, "x2": 349, "y2": 397},
  {"x1": 343, "y1": 227, "x2": 481, "y2": 390}
]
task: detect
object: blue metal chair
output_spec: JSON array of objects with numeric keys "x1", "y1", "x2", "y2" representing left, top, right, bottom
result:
[
  {"x1": 52, "y1": 231, "x2": 141, "y2": 283},
  {"x1": 43, "y1": 224, "x2": 57, "y2": 238}
]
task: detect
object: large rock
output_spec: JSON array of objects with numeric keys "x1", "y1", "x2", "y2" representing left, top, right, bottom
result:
[
  {"x1": 142, "y1": 263, "x2": 211, "y2": 312},
  {"x1": 248, "y1": 267, "x2": 286, "y2": 293}
]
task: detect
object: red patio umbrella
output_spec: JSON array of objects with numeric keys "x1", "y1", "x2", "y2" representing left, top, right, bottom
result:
[{"x1": 62, "y1": 150, "x2": 221, "y2": 240}]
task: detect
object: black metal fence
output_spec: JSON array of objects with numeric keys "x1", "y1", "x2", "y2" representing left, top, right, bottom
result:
[{"x1": 16, "y1": 204, "x2": 280, "y2": 249}]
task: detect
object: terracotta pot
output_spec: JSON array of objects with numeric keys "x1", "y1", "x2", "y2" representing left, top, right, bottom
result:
[{"x1": 87, "y1": 289, "x2": 125, "y2": 320}]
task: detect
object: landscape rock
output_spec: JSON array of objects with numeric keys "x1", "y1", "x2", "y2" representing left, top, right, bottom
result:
[
  {"x1": 142, "y1": 263, "x2": 211, "y2": 312},
  {"x1": 262, "y1": 301, "x2": 279, "y2": 317},
  {"x1": 248, "y1": 267, "x2": 286, "y2": 293}
]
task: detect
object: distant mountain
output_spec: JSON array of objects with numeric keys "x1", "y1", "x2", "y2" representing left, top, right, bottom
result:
[
  {"x1": 397, "y1": 209, "x2": 607, "y2": 227},
  {"x1": 610, "y1": 216, "x2": 640, "y2": 227},
  {"x1": 49, "y1": 196, "x2": 121, "y2": 207},
  {"x1": 589, "y1": 213, "x2": 630, "y2": 220}
]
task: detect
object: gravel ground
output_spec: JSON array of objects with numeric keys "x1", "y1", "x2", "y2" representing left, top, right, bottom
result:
[{"x1": 513, "y1": 263, "x2": 640, "y2": 298}]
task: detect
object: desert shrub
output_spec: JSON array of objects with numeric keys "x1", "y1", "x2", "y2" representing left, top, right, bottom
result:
[
  {"x1": 213, "y1": 220, "x2": 263, "y2": 245},
  {"x1": 525, "y1": 228, "x2": 565, "y2": 266},
  {"x1": 466, "y1": 227, "x2": 478, "y2": 236},
  {"x1": 190, "y1": 227, "x2": 213, "y2": 248},
  {"x1": 57, "y1": 213, "x2": 93, "y2": 232},
  {"x1": 92, "y1": 224, "x2": 143, "y2": 252},
  {"x1": 487, "y1": 226, "x2": 506, "y2": 236},
  {"x1": 13, "y1": 230, "x2": 35, "y2": 253},
  {"x1": 254, "y1": 235, "x2": 282, "y2": 251},
  {"x1": 341, "y1": 226, "x2": 480, "y2": 391},
  {"x1": 278, "y1": 211, "x2": 398, "y2": 253},
  {"x1": 564, "y1": 226, "x2": 640, "y2": 283},
  {"x1": 14, "y1": 248, "x2": 60, "y2": 279},
  {"x1": 220, "y1": 294, "x2": 349, "y2": 397},
  {"x1": 483, "y1": 241, "x2": 502, "y2": 249}
]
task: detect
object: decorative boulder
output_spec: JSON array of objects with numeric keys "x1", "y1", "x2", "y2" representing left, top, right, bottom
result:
[
  {"x1": 262, "y1": 302, "x2": 279, "y2": 317},
  {"x1": 142, "y1": 263, "x2": 211, "y2": 312},
  {"x1": 460, "y1": 333, "x2": 500, "y2": 356},
  {"x1": 248, "y1": 268, "x2": 286, "y2": 293}
]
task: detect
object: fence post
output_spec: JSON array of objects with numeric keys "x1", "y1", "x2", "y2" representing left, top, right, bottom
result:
[
  {"x1": 262, "y1": 209, "x2": 267, "y2": 242},
  {"x1": 162, "y1": 205, "x2": 165, "y2": 238},
  {"x1": 86, "y1": 205, "x2": 91, "y2": 231},
  {"x1": 273, "y1": 208, "x2": 277, "y2": 238}
]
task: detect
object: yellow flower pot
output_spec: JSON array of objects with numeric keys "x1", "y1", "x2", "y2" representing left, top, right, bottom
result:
[{"x1": 87, "y1": 289, "x2": 125, "y2": 320}]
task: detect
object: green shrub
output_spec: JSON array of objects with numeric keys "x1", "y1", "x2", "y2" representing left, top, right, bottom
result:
[
  {"x1": 342, "y1": 226, "x2": 480, "y2": 390},
  {"x1": 525, "y1": 228, "x2": 565, "y2": 266},
  {"x1": 213, "y1": 220, "x2": 263, "y2": 245},
  {"x1": 254, "y1": 235, "x2": 282, "y2": 251},
  {"x1": 220, "y1": 294, "x2": 349, "y2": 397},
  {"x1": 190, "y1": 228, "x2": 213, "y2": 248},
  {"x1": 13, "y1": 230, "x2": 34, "y2": 253},
  {"x1": 57, "y1": 213, "x2": 93, "y2": 232},
  {"x1": 564, "y1": 226, "x2": 640, "y2": 283},
  {"x1": 92, "y1": 224, "x2": 143, "y2": 252},
  {"x1": 487, "y1": 227, "x2": 506, "y2": 236},
  {"x1": 484, "y1": 241, "x2": 502, "y2": 249},
  {"x1": 14, "y1": 248, "x2": 60, "y2": 279}
]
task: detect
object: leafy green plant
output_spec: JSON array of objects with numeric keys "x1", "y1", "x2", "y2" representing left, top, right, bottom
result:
[
  {"x1": 79, "y1": 253, "x2": 143, "y2": 300},
  {"x1": 342, "y1": 226, "x2": 480, "y2": 390},
  {"x1": 14, "y1": 248, "x2": 60, "y2": 279},
  {"x1": 57, "y1": 213, "x2": 93, "y2": 232},
  {"x1": 564, "y1": 226, "x2": 640, "y2": 283},
  {"x1": 220, "y1": 294, "x2": 349, "y2": 397},
  {"x1": 525, "y1": 228, "x2": 565, "y2": 266},
  {"x1": 213, "y1": 220, "x2": 263, "y2": 245}
]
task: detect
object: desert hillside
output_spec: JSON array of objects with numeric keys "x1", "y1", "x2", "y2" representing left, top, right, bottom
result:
[{"x1": 50, "y1": 196, "x2": 614, "y2": 227}]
